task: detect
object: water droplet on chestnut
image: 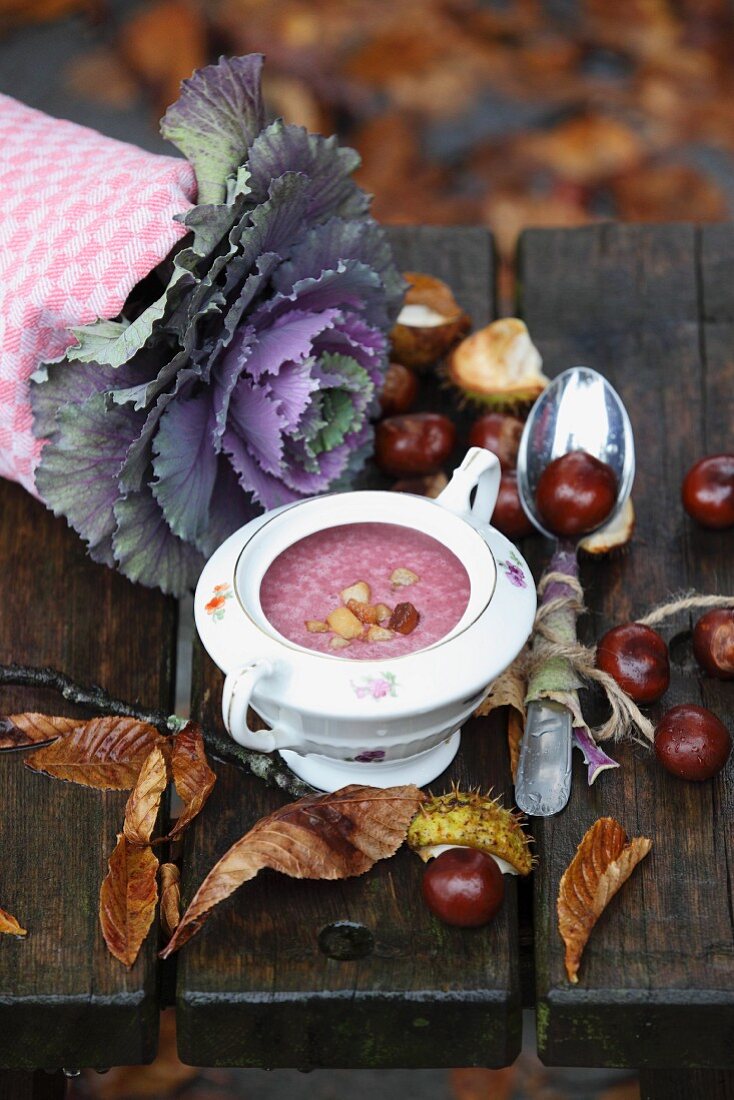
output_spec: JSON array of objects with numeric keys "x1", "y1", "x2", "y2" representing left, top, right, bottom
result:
[
  {"x1": 492, "y1": 472, "x2": 535, "y2": 540},
  {"x1": 468, "y1": 412, "x2": 524, "y2": 471},
  {"x1": 379, "y1": 363, "x2": 419, "y2": 417},
  {"x1": 681, "y1": 454, "x2": 734, "y2": 529},
  {"x1": 654, "y1": 703, "x2": 731, "y2": 781},
  {"x1": 374, "y1": 413, "x2": 456, "y2": 477},
  {"x1": 596, "y1": 622, "x2": 670, "y2": 704},
  {"x1": 536, "y1": 451, "x2": 618, "y2": 537},
  {"x1": 421, "y1": 848, "x2": 505, "y2": 927},
  {"x1": 692, "y1": 608, "x2": 734, "y2": 680}
]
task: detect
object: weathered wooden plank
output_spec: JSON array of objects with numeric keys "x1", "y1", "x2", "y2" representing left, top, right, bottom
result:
[
  {"x1": 640, "y1": 1069, "x2": 734, "y2": 1100},
  {"x1": 175, "y1": 226, "x2": 524, "y2": 1068},
  {"x1": 0, "y1": 1070, "x2": 66, "y2": 1100},
  {"x1": 0, "y1": 480, "x2": 177, "y2": 1069},
  {"x1": 519, "y1": 224, "x2": 734, "y2": 1069}
]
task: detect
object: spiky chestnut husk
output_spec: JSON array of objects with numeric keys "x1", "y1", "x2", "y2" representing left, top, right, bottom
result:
[
  {"x1": 390, "y1": 273, "x2": 471, "y2": 371},
  {"x1": 407, "y1": 787, "x2": 533, "y2": 876},
  {"x1": 578, "y1": 498, "x2": 635, "y2": 557},
  {"x1": 448, "y1": 319, "x2": 548, "y2": 410}
]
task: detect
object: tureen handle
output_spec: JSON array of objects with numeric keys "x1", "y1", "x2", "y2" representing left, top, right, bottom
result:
[
  {"x1": 222, "y1": 660, "x2": 292, "y2": 753},
  {"x1": 435, "y1": 446, "x2": 501, "y2": 523}
]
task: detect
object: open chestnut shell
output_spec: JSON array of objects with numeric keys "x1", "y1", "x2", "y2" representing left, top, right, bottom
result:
[
  {"x1": 448, "y1": 318, "x2": 548, "y2": 408},
  {"x1": 390, "y1": 273, "x2": 470, "y2": 371}
]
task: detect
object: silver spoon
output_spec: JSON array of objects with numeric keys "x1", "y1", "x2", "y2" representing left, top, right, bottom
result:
[{"x1": 513, "y1": 367, "x2": 635, "y2": 817}]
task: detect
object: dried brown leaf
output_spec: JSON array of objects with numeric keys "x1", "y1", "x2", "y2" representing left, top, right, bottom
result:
[
  {"x1": 516, "y1": 115, "x2": 645, "y2": 186},
  {"x1": 0, "y1": 906, "x2": 27, "y2": 937},
  {"x1": 558, "y1": 817, "x2": 652, "y2": 983},
  {"x1": 167, "y1": 722, "x2": 216, "y2": 840},
  {"x1": 159, "y1": 864, "x2": 181, "y2": 940},
  {"x1": 0, "y1": 0, "x2": 97, "y2": 28},
  {"x1": 25, "y1": 716, "x2": 165, "y2": 790},
  {"x1": 507, "y1": 709, "x2": 524, "y2": 784},
  {"x1": 99, "y1": 834, "x2": 159, "y2": 968},
  {"x1": 476, "y1": 653, "x2": 528, "y2": 718},
  {"x1": 64, "y1": 46, "x2": 140, "y2": 109},
  {"x1": 118, "y1": 0, "x2": 207, "y2": 115},
  {"x1": 123, "y1": 746, "x2": 168, "y2": 845},
  {"x1": 0, "y1": 713, "x2": 80, "y2": 750},
  {"x1": 161, "y1": 784, "x2": 424, "y2": 956}
]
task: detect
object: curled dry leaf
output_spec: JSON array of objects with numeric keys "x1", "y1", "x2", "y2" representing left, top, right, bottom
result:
[
  {"x1": 0, "y1": 713, "x2": 80, "y2": 751},
  {"x1": 159, "y1": 864, "x2": 181, "y2": 940},
  {"x1": 558, "y1": 817, "x2": 652, "y2": 983},
  {"x1": 507, "y1": 709, "x2": 524, "y2": 784},
  {"x1": 167, "y1": 722, "x2": 216, "y2": 840},
  {"x1": 0, "y1": 906, "x2": 27, "y2": 937},
  {"x1": 123, "y1": 745, "x2": 168, "y2": 846},
  {"x1": 100, "y1": 834, "x2": 159, "y2": 969},
  {"x1": 25, "y1": 716, "x2": 165, "y2": 790},
  {"x1": 161, "y1": 784, "x2": 424, "y2": 957}
]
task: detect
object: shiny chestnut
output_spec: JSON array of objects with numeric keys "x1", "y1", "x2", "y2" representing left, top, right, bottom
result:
[
  {"x1": 492, "y1": 472, "x2": 535, "y2": 540},
  {"x1": 692, "y1": 609, "x2": 734, "y2": 680},
  {"x1": 421, "y1": 847, "x2": 505, "y2": 928},
  {"x1": 681, "y1": 454, "x2": 734, "y2": 529},
  {"x1": 468, "y1": 413, "x2": 524, "y2": 471},
  {"x1": 374, "y1": 413, "x2": 456, "y2": 477},
  {"x1": 379, "y1": 363, "x2": 419, "y2": 417},
  {"x1": 596, "y1": 623, "x2": 670, "y2": 704},
  {"x1": 536, "y1": 451, "x2": 618, "y2": 537},
  {"x1": 654, "y1": 703, "x2": 731, "y2": 781}
]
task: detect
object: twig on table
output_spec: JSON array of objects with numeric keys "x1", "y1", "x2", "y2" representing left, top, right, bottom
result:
[{"x1": 0, "y1": 663, "x2": 312, "y2": 798}]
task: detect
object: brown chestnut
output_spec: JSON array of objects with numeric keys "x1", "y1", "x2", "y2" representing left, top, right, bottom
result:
[
  {"x1": 468, "y1": 412, "x2": 524, "y2": 471},
  {"x1": 379, "y1": 363, "x2": 418, "y2": 417},
  {"x1": 422, "y1": 848, "x2": 505, "y2": 927},
  {"x1": 681, "y1": 454, "x2": 734, "y2": 529},
  {"x1": 536, "y1": 451, "x2": 618, "y2": 537},
  {"x1": 391, "y1": 472, "x2": 448, "y2": 498},
  {"x1": 654, "y1": 703, "x2": 731, "y2": 781},
  {"x1": 492, "y1": 472, "x2": 535, "y2": 540},
  {"x1": 374, "y1": 413, "x2": 456, "y2": 477},
  {"x1": 692, "y1": 608, "x2": 734, "y2": 680},
  {"x1": 596, "y1": 623, "x2": 670, "y2": 704}
]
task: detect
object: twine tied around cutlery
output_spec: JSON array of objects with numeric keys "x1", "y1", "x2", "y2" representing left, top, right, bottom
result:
[{"x1": 482, "y1": 570, "x2": 734, "y2": 746}]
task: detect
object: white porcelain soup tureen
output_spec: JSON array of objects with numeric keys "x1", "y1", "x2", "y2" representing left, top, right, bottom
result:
[{"x1": 195, "y1": 447, "x2": 536, "y2": 791}]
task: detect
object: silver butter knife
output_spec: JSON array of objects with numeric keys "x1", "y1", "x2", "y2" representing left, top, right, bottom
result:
[{"x1": 514, "y1": 700, "x2": 572, "y2": 817}]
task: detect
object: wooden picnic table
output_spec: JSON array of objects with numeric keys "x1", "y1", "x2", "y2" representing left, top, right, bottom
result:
[{"x1": 0, "y1": 224, "x2": 732, "y2": 1099}]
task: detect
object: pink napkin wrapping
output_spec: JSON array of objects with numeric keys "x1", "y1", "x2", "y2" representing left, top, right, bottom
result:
[{"x1": 0, "y1": 94, "x2": 197, "y2": 497}]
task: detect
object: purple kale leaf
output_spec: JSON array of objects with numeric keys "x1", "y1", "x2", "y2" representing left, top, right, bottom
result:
[{"x1": 31, "y1": 55, "x2": 403, "y2": 596}]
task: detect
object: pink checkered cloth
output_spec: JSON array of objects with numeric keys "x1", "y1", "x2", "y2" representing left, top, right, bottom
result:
[{"x1": 0, "y1": 94, "x2": 197, "y2": 497}]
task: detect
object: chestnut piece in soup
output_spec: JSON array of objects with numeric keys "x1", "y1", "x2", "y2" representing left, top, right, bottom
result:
[{"x1": 259, "y1": 522, "x2": 471, "y2": 660}]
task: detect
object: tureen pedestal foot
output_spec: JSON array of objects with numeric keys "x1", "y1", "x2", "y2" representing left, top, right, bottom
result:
[{"x1": 279, "y1": 730, "x2": 461, "y2": 793}]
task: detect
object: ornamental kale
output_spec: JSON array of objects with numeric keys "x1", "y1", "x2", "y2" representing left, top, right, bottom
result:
[{"x1": 31, "y1": 55, "x2": 403, "y2": 596}]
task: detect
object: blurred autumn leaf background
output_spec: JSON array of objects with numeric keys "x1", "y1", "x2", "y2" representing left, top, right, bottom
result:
[
  {"x1": 3, "y1": 0, "x2": 734, "y2": 307},
  {"x1": 0, "y1": 1, "x2": 729, "y2": 1096}
]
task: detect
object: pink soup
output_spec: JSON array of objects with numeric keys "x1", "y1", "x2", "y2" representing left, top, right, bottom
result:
[{"x1": 259, "y1": 522, "x2": 471, "y2": 659}]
